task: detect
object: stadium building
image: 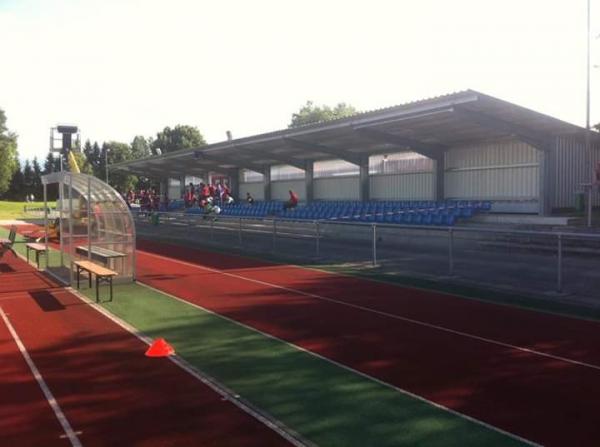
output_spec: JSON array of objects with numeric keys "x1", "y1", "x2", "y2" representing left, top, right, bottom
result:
[{"x1": 111, "y1": 90, "x2": 600, "y2": 215}]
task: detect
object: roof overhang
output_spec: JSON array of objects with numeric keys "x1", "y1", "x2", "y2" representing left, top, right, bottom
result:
[{"x1": 110, "y1": 90, "x2": 599, "y2": 177}]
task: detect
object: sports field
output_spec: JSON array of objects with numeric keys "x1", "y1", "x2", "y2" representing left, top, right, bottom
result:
[{"x1": 2, "y1": 224, "x2": 600, "y2": 446}]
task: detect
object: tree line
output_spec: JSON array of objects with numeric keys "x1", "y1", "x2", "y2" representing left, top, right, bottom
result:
[{"x1": 0, "y1": 101, "x2": 356, "y2": 202}]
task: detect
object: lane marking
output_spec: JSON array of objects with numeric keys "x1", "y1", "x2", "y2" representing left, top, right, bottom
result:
[
  {"x1": 0, "y1": 307, "x2": 83, "y2": 447},
  {"x1": 31, "y1": 242, "x2": 537, "y2": 445},
  {"x1": 139, "y1": 249, "x2": 600, "y2": 372},
  {"x1": 135, "y1": 280, "x2": 539, "y2": 446},
  {"x1": 58, "y1": 284, "x2": 311, "y2": 447}
]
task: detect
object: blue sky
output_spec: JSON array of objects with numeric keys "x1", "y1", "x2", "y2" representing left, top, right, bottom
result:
[{"x1": 0, "y1": 0, "x2": 596, "y2": 162}]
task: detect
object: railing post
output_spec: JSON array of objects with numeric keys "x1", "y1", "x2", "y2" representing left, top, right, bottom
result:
[
  {"x1": 238, "y1": 217, "x2": 243, "y2": 247},
  {"x1": 448, "y1": 228, "x2": 454, "y2": 276},
  {"x1": 372, "y1": 224, "x2": 377, "y2": 266},
  {"x1": 272, "y1": 219, "x2": 277, "y2": 251},
  {"x1": 557, "y1": 233, "x2": 563, "y2": 293},
  {"x1": 315, "y1": 220, "x2": 320, "y2": 258}
]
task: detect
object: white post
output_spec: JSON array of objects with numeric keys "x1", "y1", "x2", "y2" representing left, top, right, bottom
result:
[
  {"x1": 557, "y1": 234, "x2": 563, "y2": 293},
  {"x1": 87, "y1": 177, "x2": 92, "y2": 263},
  {"x1": 68, "y1": 175, "x2": 74, "y2": 285},
  {"x1": 43, "y1": 183, "x2": 48, "y2": 269},
  {"x1": 586, "y1": 0, "x2": 593, "y2": 227},
  {"x1": 372, "y1": 224, "x2": 377, "y2": 266},
  {"x1": 59, "y1": 181, "x2": 64, "y2": 267}
]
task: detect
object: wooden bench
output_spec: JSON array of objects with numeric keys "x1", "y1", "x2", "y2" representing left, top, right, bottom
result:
[
  {"x1": 73, "y1": 260, "x2": 118, "y2": 303},
  {"x1": 25, "y1": 243, "x2": 47, "y2": 269},
  {"x1": 76, "y1": 245, "x2": 126, "y2": 270}
]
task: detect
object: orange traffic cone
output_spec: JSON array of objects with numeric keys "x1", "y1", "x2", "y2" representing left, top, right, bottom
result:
[{"x1": 145, "y1": 338, "x2": 175, "y2": 357}]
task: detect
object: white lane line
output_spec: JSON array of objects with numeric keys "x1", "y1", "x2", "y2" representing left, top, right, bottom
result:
[
  {"x1": 135, "y1": 280, "x2": 540, "y2": 447},
  {"x1": 0, "y1": 307, "x2": 83, "y2": 447},
  {"x1": 60, "y1": 285, "x2": 311, "y2": 447},
  {"x1": 140, "y1": 250, "x2": 600, "y2": 372}
]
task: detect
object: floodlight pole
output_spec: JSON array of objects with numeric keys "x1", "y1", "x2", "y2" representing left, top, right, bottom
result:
[{"x1": 586, "y1": 0, "x2": 593, "y2": 227}]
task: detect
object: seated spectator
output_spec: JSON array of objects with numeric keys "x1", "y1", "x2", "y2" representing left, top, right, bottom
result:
[
  {"x1": 203, "y1": 201, "x2": 221, "y2": 219},
  {"x1": 283, "y1": 189, "x2": 299, "y2": 211},
  {"x1": 222, "y1": 192, "x2": 234, "y2": 205},
  {"x1": 246, "y1": 192, "x2": 255, "y2": 205}
]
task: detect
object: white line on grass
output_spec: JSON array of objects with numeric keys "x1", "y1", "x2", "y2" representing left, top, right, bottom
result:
[
  {"x1": 61, "y1": 285, "x2": 312, "y2": 447},
  {"x1": 14, "y1": 248, "x2": 311, "y2": 447},
  {"x1": 135, "y1": 279, "x2": 540, "y2": 447},
  {"x1": 140, "y1": 249, "x2": 600, "y2": 373},
  {"x1": 0, "y1": 307, "x2": 83, "y2": 447}
]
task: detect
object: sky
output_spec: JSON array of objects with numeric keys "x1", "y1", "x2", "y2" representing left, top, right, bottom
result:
[{"x1": 0, "y1": 0, "x2": 597, "y2": 162}]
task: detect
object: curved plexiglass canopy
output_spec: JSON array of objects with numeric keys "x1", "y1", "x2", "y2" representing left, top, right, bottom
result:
[{"x1": 42, "y1": 172, "x2": 136, "y2": 284}]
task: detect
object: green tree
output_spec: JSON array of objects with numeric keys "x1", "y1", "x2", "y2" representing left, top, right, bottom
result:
[
  {"x1": 150, "y1": 125, "x2": 206, "y2": 155},
  {"x1": 103, "y1": 141, "x2": 137, "y2": 192},
  {"x1": 22, "y1": 159, "x2": 34, "y2": 197},
  {"x1": 289, "y1": 101, "x2": 358, "y2": 128},
  {"x1": 71, "y1": 151, "x2": 94, "y2": 175},
  {"x1": 131, "y1": 135, "x2": 152, "y2": 159},
  {"x1": 32, "y1": 156, "x2": 43, "y2": 199},
  {"x1": 8, "y1": 160, "x2": 24, "y2": 200},
  {"x1": 0, "y1": 108, "x2": 19, "y2": 197}
]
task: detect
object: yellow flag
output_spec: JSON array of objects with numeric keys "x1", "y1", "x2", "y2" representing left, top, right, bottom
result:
[{"x1": 67, "y1": 151, "x2": 80, "y2": 173}]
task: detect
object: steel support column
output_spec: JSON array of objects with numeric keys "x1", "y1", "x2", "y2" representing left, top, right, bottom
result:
[
  {"x1": 359, "y1": 157, "x2": 370, "y2": 202},
  {"x1": 263, "y1": 166, "x2": 271, "y2": 201},
  {"x1": 179, "y1": 175, "x2": 186, "y2": 198},
  {"x1": 159, "y1": 178, "x2": 168, "y2": 199},
  {"x1": 305, "y1": 161, "x2": 314, "y2": 203},
  {"x1": 229, "y1": 168, "x2": 239, "y2": 201},
  {"x1": 435, "y1": 156, "x2": 445, "y2": 202}
]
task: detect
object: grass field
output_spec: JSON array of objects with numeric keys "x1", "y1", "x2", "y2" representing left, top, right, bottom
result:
[{"x1": 0, "y1": 201, "x2": 55, "y2": 220}]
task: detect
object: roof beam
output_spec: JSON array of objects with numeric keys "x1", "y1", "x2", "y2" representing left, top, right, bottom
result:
[
  {"x1": 244, "y1": 147, "x2": 307, "y2": 170},
  {"x1": 195, "y1": 150, "x2": 267, "y2": 175},
  {"x1": 282, "y1": 137, "x2": 363, "y2": 165},
  {"x1": 452, "y1": 106, "x2": 553, "y2": 151},
  {"x1": 352, "y1": 127, "x2": 446, "y2": 160}
]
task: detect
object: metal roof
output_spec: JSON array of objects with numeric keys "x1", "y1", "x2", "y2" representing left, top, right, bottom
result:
[{"x1": 110, "y1": 90, "x2": 598, "y2": 177}]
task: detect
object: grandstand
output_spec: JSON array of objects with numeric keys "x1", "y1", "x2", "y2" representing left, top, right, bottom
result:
[{"x1": 111, "y1": 90, "x2": 600, "y2": 218}]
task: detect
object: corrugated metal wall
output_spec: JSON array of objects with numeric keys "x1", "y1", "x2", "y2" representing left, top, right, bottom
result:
[
  {"x1": 314, "y1": 177, "x2": 360, "y2": 200},
  {"x1": 370, "y1": 173, "x2": 435, "y2": 200},
  {"x1": 168, "y1": 179, "x2": 181, "y2": 200},
  {"x1": 238, "y1": 182, "x2": 264, "y2": 201},
  {"x1": 271, "y1": 180, "x2": 306, "y2": 200},
  {"x1": 554, "y1": 137, "x2": 600, "y2": 208},
  {"x1": 445, "y1": 139, "x2": 540, "y2": 200}
]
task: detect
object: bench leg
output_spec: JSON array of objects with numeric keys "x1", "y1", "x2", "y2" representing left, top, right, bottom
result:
[
  {"x1": 35, "y1": 251, "x2": 40, "y2": 269},
  {"x1": 89, "y1": 270, "x2": 92, "y2": 289},
  {"x1": 96, "y1": 275, "x2": 99, "y2": 303},
  {"x1": 76, "y1": 266, "x2": 80, "y2": 289},
  {"x1": 109, "y1": 277, "x2": 113, "y2": 302},
  {"x1": 26, "y1": 247, "x2": 30, "y2": 265}
]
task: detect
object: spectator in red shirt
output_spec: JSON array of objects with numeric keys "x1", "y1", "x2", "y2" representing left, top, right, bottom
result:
[{"x1": 283, "y1": 190, "x2": 299, "y2": 211}]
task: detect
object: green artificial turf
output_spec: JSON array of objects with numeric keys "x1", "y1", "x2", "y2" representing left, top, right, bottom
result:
[
  {"x1": 78, "y1": 281, "x2": 526, "y2": 447},
  {"x1": 0, "y1": 201, "x2": 55, "y2": 220},
  {"x1": 0, "y1": 227, "x2": 527, "y2": 445}
]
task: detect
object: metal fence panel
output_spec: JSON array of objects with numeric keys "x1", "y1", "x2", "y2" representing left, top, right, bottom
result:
[{"x1": 135, "y1": 212, "x2": 600, "y2": 302}]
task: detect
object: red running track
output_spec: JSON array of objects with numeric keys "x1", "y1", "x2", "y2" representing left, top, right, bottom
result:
[
  {"x1": 137, "y1": 239, "x2": 600, "y2": 447},
  {"x1": 0, "y1": 251, "x2": 291, "y2": 447}
]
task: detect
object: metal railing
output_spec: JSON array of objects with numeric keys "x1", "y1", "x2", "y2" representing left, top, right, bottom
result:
[{"x1": 134, "y1": 211, "x2": 600, "y2": 299}]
